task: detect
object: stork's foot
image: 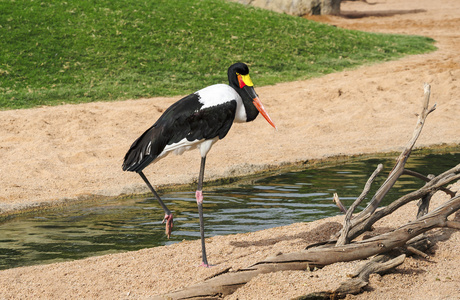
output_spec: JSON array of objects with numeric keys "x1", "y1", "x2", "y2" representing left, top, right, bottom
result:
[
  {"x1": 199, "y1": 262, "x2": 212, "y2": 268},
  {"x1": 162, "y1": 214, "x2": 174, "y2": 238}
]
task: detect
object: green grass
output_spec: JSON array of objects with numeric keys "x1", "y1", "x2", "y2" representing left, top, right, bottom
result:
[{"x1": 0, "y1": 0, "x2": 436, "y2": 110}]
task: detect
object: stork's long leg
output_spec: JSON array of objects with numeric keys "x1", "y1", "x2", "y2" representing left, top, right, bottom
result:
[
  {"x1": 138, "y1": 171, "x2": 174, "y2": 238},
  {"x1": 196, "y1": 156, "x2": 209, "y2": 267}
]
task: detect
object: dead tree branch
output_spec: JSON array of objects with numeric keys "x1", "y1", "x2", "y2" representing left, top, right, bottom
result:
[
  {"x1": 293, "y1": 254, "x2": 406, "y2": 300},
  {"x1": 350, "y1": 83, "x2": 436, "y2": 228},
  {"x1": 446, "y1": 220, "x2": 460, "y2": 229},
  {"x1": 336, "y1": 164, "x2": 383, "y2": 246},
  {"x1": 333, "y1": 193, "x2": 348, "y2": 213},
  {"x1": 417, "y1": 189, "x2": 435, "y2": 218},
  {"x1": 334, "y1": 83, "x2": 458, "y2": 246},
  {"x1": 345, "y1": 164, "x2": 460, "y2": 241},
  {"x1": 403, "y1": 169, "x2": 456, "y2": 197},
  {"x1": 260, "y1": 194, "x2": 459, "y2": 265}
]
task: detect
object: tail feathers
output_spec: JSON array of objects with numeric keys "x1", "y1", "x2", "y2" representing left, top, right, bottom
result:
[{"x1": 122, "y1": 125, "x2": 166, "y2": 172}]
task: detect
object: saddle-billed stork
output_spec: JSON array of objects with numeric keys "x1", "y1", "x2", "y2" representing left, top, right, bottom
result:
[{"x1": 122, "y1": 62, "x2": 276, "y2": 266}]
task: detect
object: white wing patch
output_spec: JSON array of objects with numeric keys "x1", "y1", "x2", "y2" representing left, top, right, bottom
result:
[
  {"x1": 196, "y1": 84, "x2": 239, "y2": 109},
  {"x1": 196, "y1": 84, "x2": 247, "y2": 123}
]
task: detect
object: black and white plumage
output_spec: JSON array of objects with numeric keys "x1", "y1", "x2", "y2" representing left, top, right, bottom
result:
[{"x1": 122, "y1": 62, "x2": 276, "y2": 267}]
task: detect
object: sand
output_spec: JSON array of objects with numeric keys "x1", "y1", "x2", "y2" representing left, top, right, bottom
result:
[{"x1": 1, "y1": 0, "x2": 459, "y2": 298}]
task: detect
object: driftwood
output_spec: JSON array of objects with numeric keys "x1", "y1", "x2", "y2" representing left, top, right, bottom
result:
[
  {"x1": 343, "y1": 84, "x2": 436, "y2": 229},
  {"x1": 157, "y1": 84, "x2": 460, "y2": 299},
  {"x1": 293, "y1": 254, "x2": 406, "y2": 300},
  {"x1": 336, "y1": 163, "x2": 383, "y2": 245}
]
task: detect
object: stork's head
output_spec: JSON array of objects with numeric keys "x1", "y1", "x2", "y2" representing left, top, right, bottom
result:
[{"x1": 228, "y1": 63, "x2": 276, "y2": 129}]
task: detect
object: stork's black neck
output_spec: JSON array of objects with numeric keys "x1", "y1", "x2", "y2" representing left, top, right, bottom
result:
[{"x1": 227, "y1": 63, "x2": 259, "y2": 122}]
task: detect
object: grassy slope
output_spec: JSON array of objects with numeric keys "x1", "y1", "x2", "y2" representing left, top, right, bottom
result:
[{"x1": 0, "y1": 0, "x2": 435, "y2": 109}]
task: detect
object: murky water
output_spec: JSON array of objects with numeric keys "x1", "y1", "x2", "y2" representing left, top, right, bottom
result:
[{"x1": 0, "y1": 151, "x2": 458, "y2": 270}]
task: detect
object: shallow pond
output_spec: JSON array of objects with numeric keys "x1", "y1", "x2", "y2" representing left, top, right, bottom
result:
[{"x1": 0, "y1": 151, "x2": 458, "y2": 270}]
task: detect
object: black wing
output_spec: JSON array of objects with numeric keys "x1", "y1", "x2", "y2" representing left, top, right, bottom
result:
[{"x1": 122, "y1": 93, "x2": 237, "y2": 172}]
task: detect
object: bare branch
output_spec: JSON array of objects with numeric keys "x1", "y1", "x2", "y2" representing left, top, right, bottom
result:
[
  {"x1": 336, "y1": 164, "x2": 383, "y2": 246},
  {"x1": 403, "y1": 169, "x2": 434, "y2": 181},
  {"x1": 262, "y1": 194, "x2": 459, "y2": 265},
  {"x1": 293, "y1": 254, "x2": 406, "y2": 300},
  {"x1": 406, "y1": 246, "x2": 430, "y2": 259},
  {"x1": 333, "y1": 193, "x2": 348, "y2": 213},
  {"x1": 346, "y1": 167, "x2": 460, "y2": 240},
  {"x1": 353, "y1": 254, "x2": 406, "y2": 281},
  {"x1": 352, "y1": 84, "x2": 435, "y2": 226},
  {"x1": 352, "y1": 164, "x2": 384, "y2": 211},
  {"x1": 417, "y1": 190, "x2": 435, "y2": 219},
  {"x1": 403, "y1": 169, "x2": 456, "y2": 197},
  {"x1": 446, "y1": 221, "x2": 460, "y2": 230},
  {"x1": 405, "y1": 235, "x2": 432, "y2": 258}
]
